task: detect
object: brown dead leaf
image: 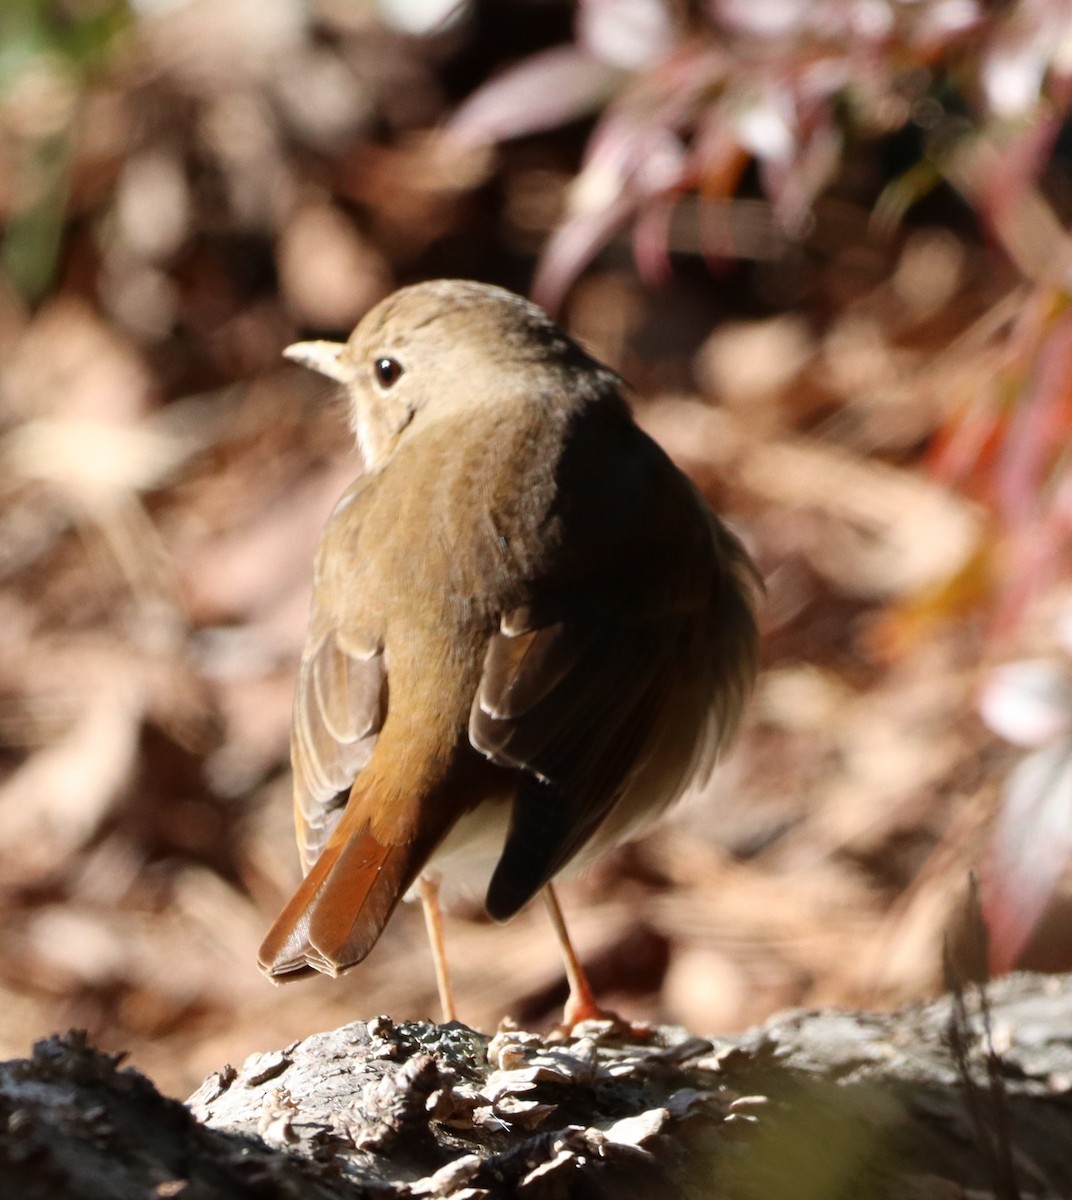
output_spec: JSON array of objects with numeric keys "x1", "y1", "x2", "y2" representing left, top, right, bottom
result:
[
  {"x1": 179, "y1": 460, "x2": 354, "y2": 624},
  {"x1": 738, "y1": 439, "x2": 984, "y2": 599},
  {"x1": 0, "y1": 679, "x2": 143, "y2": 885},
  {"x1": 277, "y1": 203, "x2": 392, "y2": 329},
  {"x1": 1, "y1": 298, "x2": 151, "y2": 423}
]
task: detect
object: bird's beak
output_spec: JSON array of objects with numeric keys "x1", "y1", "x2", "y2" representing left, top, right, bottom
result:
[{"x1": 283, "y1": 340, "x2": 353, "y2": 384}]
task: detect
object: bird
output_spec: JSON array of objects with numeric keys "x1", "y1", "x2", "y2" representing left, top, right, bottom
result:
[{"x1": 257, "y1": 279, "x2": 760, "y2": 1026}]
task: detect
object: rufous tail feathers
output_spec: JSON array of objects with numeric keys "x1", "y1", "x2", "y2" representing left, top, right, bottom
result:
[{"x1": 258, "y1": 802, "x2": 431, "y2": 981}]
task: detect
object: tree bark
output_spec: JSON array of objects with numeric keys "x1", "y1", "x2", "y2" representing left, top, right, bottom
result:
[{"x1": 2, "y1": 972, "x2": 1071, "y2": 1198}]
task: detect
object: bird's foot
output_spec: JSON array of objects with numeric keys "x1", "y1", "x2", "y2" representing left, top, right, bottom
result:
[{"x1": 551, "y1": 994, "x2": 653, "y2": 1043}]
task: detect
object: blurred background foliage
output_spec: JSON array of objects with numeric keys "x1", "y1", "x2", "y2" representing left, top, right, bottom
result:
[{"x1": 1, "y1": 0, "x2": 1072, "y2": 1100}]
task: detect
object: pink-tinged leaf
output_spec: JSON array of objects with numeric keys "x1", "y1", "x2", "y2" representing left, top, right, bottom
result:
[
  {"x1": 532, "y1": 192, "x2": 635, "y2": 313},
  {"x1": 377, "y1": 0, "x2": 466, "y2": 36},
  {"x1": 710, "y1": 0, "x2": 805, "y2": 38},
  {"x1": 532, "y1": 114, "x2": 682, "y2": 309},
  {"x1": 578, "y1": 0, "x2": 674, "y2": 70},
  {"x1": 913, "y1": 0, "x2": 983, "y2": 49},
  {"x1": 990, "y1": 522, "x2": 1066, "y2": 644},
  {"x1": 995, "y1": 311, "x2": 1072, "y2": 529},
  {"x1": 767, "y1": 119, "x2": 841, "y2": 233},
  {"x1": 561, "y1": 111, "x2": 646, "y2": 222},
  {"x1": 981, "y1": 0, "x2": 1071, "y2": 119},
  {"x1": 846, "y1": 0, "x2": 894, "y2": 40},
  {"x1": 984, "y1": 117, "x2": 1061, "y2": 228},
  {"x1": 632, "y1": 195, "x2": 676, "y2": 287},
  {"x1": 445, "y1": 46, "x2": 624, "y2": 147},
  {"x1": 652, "y1": 41, "x2": 730, "y2": 109},
  {"x1": 642, "y1": 125, "x2": 688, "y2": 193},
  {"x1": 796, "y1": 56, "x2": 853, "y2": 105},
  {"x1": 1057, "y1": 599, "x2": 1072, "y2": 660},
  {"x1": 712, "y1": 0, "x2": 906, "y2": 40},
  {"x1": 735, "y1": 88, "x2": 795, "y2": 164},
  {"x1": 954, "y1": 121, "x2": 1065, "y2": 286},
  {"x1": 982, "y1": 736, "x2": 1072, "y2": 973},
  {"x1": 979, "y1": 659, "x2": 1072, "y2": 748},
  {"x1": 983, "y1": 34, "x2": 1049, "y2": 117}
]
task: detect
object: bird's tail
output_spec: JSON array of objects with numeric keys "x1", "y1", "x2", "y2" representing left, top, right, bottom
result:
[{"x1": 258, "y1": 801, "x2": 433, "y2": 981}]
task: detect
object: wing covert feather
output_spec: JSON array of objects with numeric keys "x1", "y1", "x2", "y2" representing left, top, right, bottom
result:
[{"x1": 293, "y1": 629, "x2": 386, "y2": 872}]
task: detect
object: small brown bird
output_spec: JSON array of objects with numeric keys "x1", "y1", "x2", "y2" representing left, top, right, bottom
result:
[{"x1": 258, "y1": 280, "x2": 759, "y2": 1025}]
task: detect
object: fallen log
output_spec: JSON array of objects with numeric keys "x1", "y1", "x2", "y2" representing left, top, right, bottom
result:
[{"x1": 2, "y1": 972, "x2": 1071, "y2": 1198}]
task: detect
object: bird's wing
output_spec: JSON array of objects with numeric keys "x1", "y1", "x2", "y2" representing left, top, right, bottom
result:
[
  {"x1": 469, "y1": 417, "x2": 759, "y2": 921},
  {"x1": 260, "y1": 476, "x2": 410, "y2": 981},
  {"x1": 270, "y1": 476, "x2": 387, "y2": 872},
  {"x1": 291, "y1": 624, "x2": 386, "y2": 872},
  {"x1": 470, "y1": 608, "x2": 678, "y2": 919}
]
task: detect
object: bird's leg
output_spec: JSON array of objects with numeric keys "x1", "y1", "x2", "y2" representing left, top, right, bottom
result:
[
  {"x1": 418, "y1": 875, "x2": 458, "y2": 1023},
  {"x1": 541, "y1": 882, "x2": 609, "y2": 1026}
]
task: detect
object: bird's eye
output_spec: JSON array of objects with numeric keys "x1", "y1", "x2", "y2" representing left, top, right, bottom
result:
[{"x1": 373, "y1": 357, "x2": 404, "y2": 389}]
